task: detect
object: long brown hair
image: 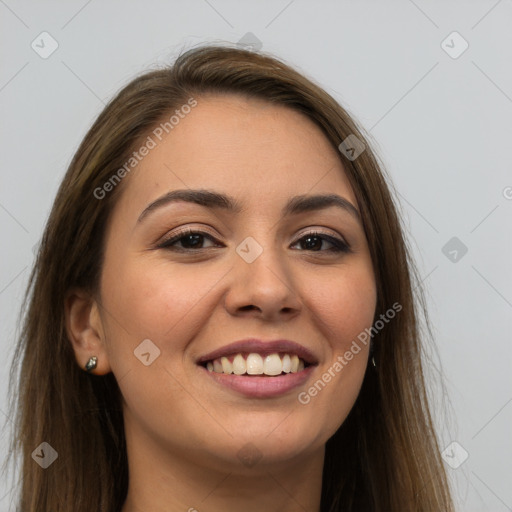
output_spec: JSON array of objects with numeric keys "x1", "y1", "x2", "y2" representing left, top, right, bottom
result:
[{"x1": 4, "y1": 45, "x2": 454, "y2": 511}]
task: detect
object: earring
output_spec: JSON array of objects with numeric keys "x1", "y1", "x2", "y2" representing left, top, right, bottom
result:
[
  {"x1": 85, "y1": 356, "x2": 98, "y2": 372},
  {"x1": 369, "y1": 340, "x2": 377, "y2": 368}
]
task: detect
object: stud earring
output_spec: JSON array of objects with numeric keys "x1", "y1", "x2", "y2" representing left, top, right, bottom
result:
[{"x1": 85, "y1": 356, "x2": 98, "y2": 372}]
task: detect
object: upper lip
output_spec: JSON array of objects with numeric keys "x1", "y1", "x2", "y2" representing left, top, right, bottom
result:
[{"x1": 196, "y1": 338, "x2": 319, "y2": 366}]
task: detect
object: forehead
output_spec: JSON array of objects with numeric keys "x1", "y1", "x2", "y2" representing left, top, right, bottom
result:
[{"x1": 115, "y1": 94, "x2": 357, "y2": 219}]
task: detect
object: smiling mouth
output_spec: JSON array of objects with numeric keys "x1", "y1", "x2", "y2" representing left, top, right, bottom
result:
[{"x1": 199, "y1": 352, "x2": 311, "y2": 376}]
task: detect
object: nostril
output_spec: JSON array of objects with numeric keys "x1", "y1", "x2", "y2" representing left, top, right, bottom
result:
[{"x1": 239, "y1": 305, "x2": 259, "y2": 312}]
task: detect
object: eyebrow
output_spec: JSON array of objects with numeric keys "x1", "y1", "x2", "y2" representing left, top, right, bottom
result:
[{"x1": 137, "y1": 189, "x2": 361, "y2": 223}]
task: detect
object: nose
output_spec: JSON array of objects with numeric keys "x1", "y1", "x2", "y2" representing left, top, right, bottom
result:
[{"x1": 223, "y1": 242, "x2": 302, "y2": 322}]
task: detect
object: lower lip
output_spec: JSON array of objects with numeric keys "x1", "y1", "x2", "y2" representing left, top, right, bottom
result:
[{"x1": 199, "y1": 365, "x2": 315, "y2": 398}]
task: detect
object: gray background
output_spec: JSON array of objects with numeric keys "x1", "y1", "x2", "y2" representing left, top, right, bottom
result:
[{"x1": 1, "y1": 1, "x2": 511, "y2": 510}]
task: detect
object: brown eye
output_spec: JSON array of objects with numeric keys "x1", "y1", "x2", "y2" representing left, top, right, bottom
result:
[
  {"x1": 291, "y1": 231, "x2": 350, "y2": 253},
  {"x1": 157, "y1": 229, "x2": 222, "y2": 251}
]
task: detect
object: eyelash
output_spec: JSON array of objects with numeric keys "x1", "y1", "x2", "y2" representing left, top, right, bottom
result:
[{"x1": 156, "y1": 228, "x2": 351, "y2": 254}]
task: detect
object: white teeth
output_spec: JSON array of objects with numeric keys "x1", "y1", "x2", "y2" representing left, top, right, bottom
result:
[
  {"x1": 246, "y1": 353, "x2": 263, "y2": 375},
  {"x1": 205, "y1": 352, "x2": 308, "y2": 376},
  {"x1": 290, "y1": 354, "x2": 299, "y2": 373},
  {"x1": 220, "y1": 356, "x2": 233, "y2": 374},
  {"x1": 282, "y1": 354, "x2": 292, "y2": 373},
  {"x1": 232, "y1": 354, "x2": 246, "y2": 375},
  {"x1": 213, "y1": 359, "x2": 223, "y2": 373},
  {"x1": 263, "y1": 354, "x2": 283, "y2": 376}
]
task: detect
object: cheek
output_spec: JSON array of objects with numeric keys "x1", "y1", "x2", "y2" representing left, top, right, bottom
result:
[
  {"x1": 102, "y1": 257, "x2": 210, "y2": 335},
  {"x1": 308, "y1": 263, "x2": 377, "y2": 353},
  {"x1": 100, "y1": 256, "x2": 234, "y2": 372},
  {"x1": 297, "y1": 268, "x2": 375, "y2": 437}
]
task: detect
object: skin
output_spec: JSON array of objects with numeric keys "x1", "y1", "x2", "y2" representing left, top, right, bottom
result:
[{"x1": 66, "y1": 94, "x2": 377, "y2": 512}]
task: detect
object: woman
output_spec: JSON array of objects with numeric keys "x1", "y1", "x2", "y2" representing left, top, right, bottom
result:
[{"x1": 6, "y1": 45, "x2": 454, "y2": 511}]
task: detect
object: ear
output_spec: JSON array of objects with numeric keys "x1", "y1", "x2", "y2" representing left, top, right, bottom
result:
[{"x1": 65, "y1": 289, "x2": 112, "y2": 375}]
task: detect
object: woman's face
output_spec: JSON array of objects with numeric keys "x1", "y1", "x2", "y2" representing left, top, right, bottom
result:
[{"x1": 94, "y1": 94, "x2": 377, "y2": 472}]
